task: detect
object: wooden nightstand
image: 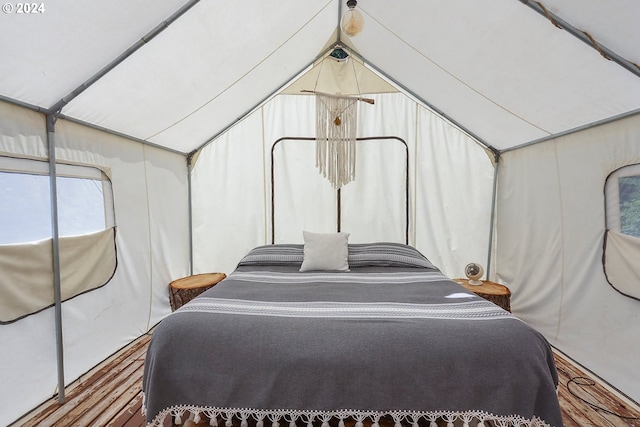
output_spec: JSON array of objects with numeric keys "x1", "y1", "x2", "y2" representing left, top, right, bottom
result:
[
  {"x1": 453, "y1": 278, "x2": 511, "y2": 312},
  {"x1": 169, "y1": 272, "x2": 226, "y2": 311}
]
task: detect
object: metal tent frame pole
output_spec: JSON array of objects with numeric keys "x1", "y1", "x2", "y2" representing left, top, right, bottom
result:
[
  {"x1": 519, "y1": 0, "x2": 640, "y2": 79},
  {"x1": 34, "y1": 2, "x2": 203, "y2": 402},
  {"x1": 48, "y1": 0, "x2": 202, "y2": 115},
  {"x1": 485, "y1": 156, "x2": 500, "y2": 280},
  {"x1": 58, "y1": 114, "x2": 186, "y2": 155},
  {"x1": 346, "y1": 50, "x2": 500, "y2": 158},
  {"x1": 0, "y1": 91, "x2": 187, "y2": 157},
  {"x1": 46, "y1": 113, "x2": 65, "y2": 404},
  {"x1": 501, "y1": 108, "x2": 640, "y2": 154},
  {"x1": 194, "y1": 50, "x2": 329, "y2": 153},
  {"x1": 187, "y1": 153, "x2": 195, "y2": 276}
]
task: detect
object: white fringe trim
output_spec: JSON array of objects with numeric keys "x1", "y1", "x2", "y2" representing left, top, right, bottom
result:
[{"x1": 142, "y1": 401, "x2": 554, "y2": 427}]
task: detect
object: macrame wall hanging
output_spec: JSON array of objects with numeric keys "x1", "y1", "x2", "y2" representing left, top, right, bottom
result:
[
  {"x1": 303, "y1": 47, "x2": 374, "y2": 189},
  {"x1": 315, "y1": 92, "x2": 358, "y2": 189}
]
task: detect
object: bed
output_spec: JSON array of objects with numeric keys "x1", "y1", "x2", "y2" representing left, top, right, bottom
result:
[{"x1": 142, "y1": 240, "x2": 563, "y2": 427}]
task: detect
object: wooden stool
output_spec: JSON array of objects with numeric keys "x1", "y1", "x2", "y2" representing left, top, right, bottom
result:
[
  {"x1": 453, "y1": 278, "x2": 512, "y2": 312},
  {"x1": 169, "y1": 272, "x2": 226, "y2": 311}
]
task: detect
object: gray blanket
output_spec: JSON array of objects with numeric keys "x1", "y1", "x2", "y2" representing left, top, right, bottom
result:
[{"x1": 143, "y1": 243, "x2": 562, "y2": 427}]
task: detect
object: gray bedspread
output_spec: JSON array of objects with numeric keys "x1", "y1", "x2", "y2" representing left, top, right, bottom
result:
[{"x1": 143, "y1": 243, "x2": 563, "y2": 427}]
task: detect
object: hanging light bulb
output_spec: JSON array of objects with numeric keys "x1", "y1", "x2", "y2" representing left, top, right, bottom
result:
[{"x1": 341, "y1": 0, "x2": 364, "y2": 37}]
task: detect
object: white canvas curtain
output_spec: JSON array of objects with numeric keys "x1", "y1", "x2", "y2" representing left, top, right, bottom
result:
[{"x1": 192, "y1": 92, "x2": 494, "y2": 281}]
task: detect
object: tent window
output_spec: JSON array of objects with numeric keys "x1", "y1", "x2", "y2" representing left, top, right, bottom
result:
[
  {"x1": 0, "y1": 173, "x2": 112, "y2": 244},
  {"x1": 0, "y1": 161, "x2": 114, "y2": 244},
  {"x1": 0, "y1": 156, "x2": 117, "y2": 324},
  {"x1": 605, "y1": 163, "x2": 640, "y2": 236},
  {"x1": 603, "y1": 163, "x2": 640, "y2": 300},
  {"x1": 619, "y1": 175, "x2": 640, "y2": 238},
  {"x1": 0, "y1": 172, "x2": 51, "y2": 245}
]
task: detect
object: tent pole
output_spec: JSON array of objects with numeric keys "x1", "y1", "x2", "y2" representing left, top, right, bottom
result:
[
  {"x1": 502, "y1": 108, "x2": 640, "y2": 154},
  {"x1": 58, "y1": 114, "x2": 187, "y2": 156},
  {"x1": 0, "y1": 94, "x2": 188, "y2": 156},
  {"x1": 46, "y1": 112, "x2": 65, "y2": 404},
  {"x1": 352, "y1": 51, "x2": 499, "y2": 157},
  {"x1": 195, "y1": 44, "x2": 501, "y2": 157},
  {"x1": 337, "y1": 188, "x2": 341, "y2": 232},
  {"x1": 485, "y1": 154, "x2": 500, "y2": 281},
  {"x1": 336, "y1": 0, "x2": 344, "y2": 45},
  {"x1": 187, "y1": 152, "x2": 195, "y2": 275},
  {"x1": 0, "y1": 94, "x2": 47, "y2": 114},
  {"x1": 518, "y1": 0, "x2": 640, "y2": 79},
  {"x1": 48, "y1": 0, "x2": 202, "y2": 114},
  {"x1": 195, "y1": 46, "x2": 338, "y2": 153}
]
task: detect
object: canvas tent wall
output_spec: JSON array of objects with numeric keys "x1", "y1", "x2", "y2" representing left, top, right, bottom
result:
[
  {"x1": 496, "y1": 113, "x2": 640, "y2": 405},
  {"x1": 1, "y1": 0, "x2": 640, "y2": 425},
  {"x1": 0, "y1": 100, "x2": 190, "y2": 425},
  {"x1": 191, "y1": 91, "x2": 495, "y2": 276}
]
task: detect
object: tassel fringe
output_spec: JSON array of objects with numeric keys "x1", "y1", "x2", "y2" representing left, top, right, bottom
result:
[{"x1": 143, "y1": 404, "x2": 553, "y2": 427}]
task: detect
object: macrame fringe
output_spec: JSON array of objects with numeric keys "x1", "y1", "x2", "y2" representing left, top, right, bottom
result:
[
  {"x1": 142, "y1": 401, "x2": 555, "y2": 427},
  {"x1": 315, "y1": 93, "x2": 357, "y2": 189}
]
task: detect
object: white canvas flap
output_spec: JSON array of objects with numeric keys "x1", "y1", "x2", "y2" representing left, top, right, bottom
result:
[{"x1": 604, "y1": 230, "x2": 640, "y2": 300}]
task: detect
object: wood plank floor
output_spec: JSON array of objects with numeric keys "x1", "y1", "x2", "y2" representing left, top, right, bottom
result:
[
  {"x1": 11, "y1": 333, "x2": 640, "y2": 427},
  {"x1": 11, "y1": 334, "x2": 150, "y2": 427},
  {"x1": 554, "y1": 349, "x2": 640, "y2": 427}
]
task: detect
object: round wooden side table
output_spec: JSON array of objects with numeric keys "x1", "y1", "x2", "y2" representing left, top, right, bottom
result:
[
  {"x1": 453, "y1": 278, "x2": 512, "y2": 312},
  {"x1": 169, "y1": 272, "x2": 226, "y2": 311}
]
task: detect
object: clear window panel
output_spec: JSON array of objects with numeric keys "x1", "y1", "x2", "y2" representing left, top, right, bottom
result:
[
  {"x1": 0, "y1": 172, "x2": 52, "y2": 244},
  {"x1": 0, "y1": 172, "x2": 107, "y2": 244},
  {"x1": 619, "y1": 175, "x2": 640, "y2": 238},
  {"x1": 57, "y1": 176, "x2": 106, "y2": 237}
]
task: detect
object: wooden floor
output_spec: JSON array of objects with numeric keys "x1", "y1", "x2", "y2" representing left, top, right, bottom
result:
[
  {"x1": 11, "y1": 333, "x2": 640, "y2": 427},
  {"x1": 554, "y1": 350, "x2": 640, "y2": 427},
  {"x1": 11, "y1": 334, "x2": 150, "y2": 427}
]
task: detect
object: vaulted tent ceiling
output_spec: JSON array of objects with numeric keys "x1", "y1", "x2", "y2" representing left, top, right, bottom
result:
[{"x1": 1, "y1": 0, "x2": 639, "y2": 154}]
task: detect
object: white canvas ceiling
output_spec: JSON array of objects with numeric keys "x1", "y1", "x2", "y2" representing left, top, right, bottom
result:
[{"x1": 1, "y1": 0, "x2": 639, "y2": 154}]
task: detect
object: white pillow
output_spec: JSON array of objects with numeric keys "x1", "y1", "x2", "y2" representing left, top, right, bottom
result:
[{"x1": 299, "y1": 231, "x2": 350, "y2": 272}]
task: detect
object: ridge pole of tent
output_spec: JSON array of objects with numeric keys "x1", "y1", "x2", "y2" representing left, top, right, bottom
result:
[
  {"x1": 46, "y1": 112, "x2": 66, "y2": 404},
  {"x1": 519, "y1": 0, "x2": 640, "y2": 79},
  {"x1": 336, "y1": 0, "x2": 344, "y2": 44}
]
